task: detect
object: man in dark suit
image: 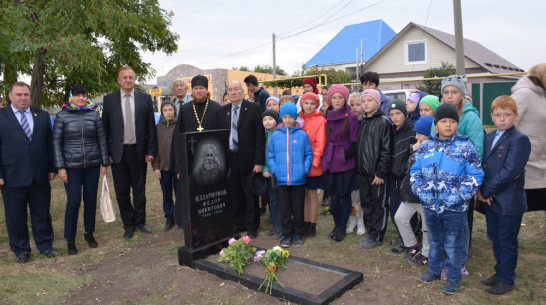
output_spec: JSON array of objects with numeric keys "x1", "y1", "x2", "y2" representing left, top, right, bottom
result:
[
  {"x1": 102, "y1": 66, "x2": 157, "y2": 239},
  {"x1": 216, "y1": 80, "x2": 265, "y2": 238},
  {"x1": 0, "y1": 82, "x2": 58, "y2": 263}
]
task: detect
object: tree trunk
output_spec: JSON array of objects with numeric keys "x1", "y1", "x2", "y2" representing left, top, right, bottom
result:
[
  {"x1": 2, "y1": 64, "x2": 18, "y2": 100},
  {"x1": 30, "y1": 48, "x2": 46, "y2": 109}
]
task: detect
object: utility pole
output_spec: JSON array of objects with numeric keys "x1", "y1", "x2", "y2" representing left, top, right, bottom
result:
[
  {"x1": 453, "y1": 0, "x2": 465, "y2": 75},
  {"x1": 356, "y1": 39, "x2": 364, "y2": 79},
  {"x1": 355, "y1": 47, "x2": 359, "y2": 82},
  {"x1": 272, "y1": 33, "x2": 277, "y2": 96}
]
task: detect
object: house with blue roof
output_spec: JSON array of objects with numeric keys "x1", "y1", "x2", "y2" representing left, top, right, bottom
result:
[{"x1": 304, "y1": 19, "x2": 396, "y2": 78}]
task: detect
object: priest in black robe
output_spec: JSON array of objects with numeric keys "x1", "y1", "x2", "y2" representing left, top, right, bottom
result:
[{"x1": 170, "y1": 75, "x2": 221, "y2": 226}]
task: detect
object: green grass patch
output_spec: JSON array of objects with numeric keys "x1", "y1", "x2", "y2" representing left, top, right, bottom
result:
[{"x1": 0, "y1": 268, "x2": 90, "y2": 304}]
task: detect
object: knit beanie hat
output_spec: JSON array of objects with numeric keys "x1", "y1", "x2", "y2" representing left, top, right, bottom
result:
[
  {"x1": 529, "y1": 63, "x2": 546, "y2": 89},
  {"x1": 441, "y1": 75, "x2": 467, "y2": 96},
  {"x1": 266, "y1": 96, "x2": 279, "y2": 106},
  {"x1": 361, "y1": 89, "x2": 381, "y2": 105},
  {"x1": 434, "y1": 103, "x2": 459, "y2": 124},
  {"x1": 419, "y1": 95, "x2": 441, "y2": 113},
  {"x1": 191, "y1": 75, "x2": 208, "y2": 89},
  {"x1": 300, "y1": 92, "x2": 320, "y2": 108},
  {"x1": 262, "y1": 109, "x2": 279, "y2": 124},
  {"x1": 413, "y1": 115, "x2": 434, "y2": 135},
  {"x1": 279, "y1": 102, "x2": 298, "y2": 120},
  {"x1": 327, "y1": 84, "x2": 349, "y2": 107},
  {"x1": 407, "y1": 92, "x2": 421, "y2": 104},
  {"x1": 302, "y1": 77, "x2": 319, "y2": 94},
  {"x1": 389, "y1": 99, "x2": 407, "y2": 117}
]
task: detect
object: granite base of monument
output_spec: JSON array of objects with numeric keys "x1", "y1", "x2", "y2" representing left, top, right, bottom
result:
[
  {"x1": 193, "y1": 249, "x2": 363, "y2": 305},
  {"x1": 178, "y1": 237, "x2": 230, "y2": 268}
]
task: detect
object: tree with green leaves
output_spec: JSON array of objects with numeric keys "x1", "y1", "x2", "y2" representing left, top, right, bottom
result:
[
  {"x1": 417, "y1": 62, "x2": 456, "y2": 96},
  {"x1": 253, "y1": 64, "x2": 287, "y2": 76},
  {"x1": 0, "y1": 0, "x2": 179, "y2": 108},
  {"x1": 232, "y1": 65, "x2": 250, "y2": 72}
]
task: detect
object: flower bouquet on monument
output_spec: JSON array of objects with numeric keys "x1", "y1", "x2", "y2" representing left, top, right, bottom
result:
[
  {"x1": 218, "y1": 236, "x2": 256, "y2": 275},
  {"x1": 255, "y1": 246, "x2": 290, "y2": 294}
]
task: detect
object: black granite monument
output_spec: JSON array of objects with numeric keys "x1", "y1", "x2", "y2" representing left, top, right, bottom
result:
[{"x1": 177, "y1": 130, "x2": 233, "y2": 267}]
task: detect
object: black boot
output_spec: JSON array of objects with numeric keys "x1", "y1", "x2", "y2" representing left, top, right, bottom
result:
[
  {"x1": 84, "y1": 232, "x2": 98, "y2": 248},
  {"x1": 334, "y1": 228, "x2": 346, "y2": 242},
  {"x1": 67, "y1": 240, "x2": 78, "y2": 255},
  {"x1": 327, "y1": 227, "x2": 336, "y2": 239},
  {"x1": 305, "y1": 223, "x2": 316, "y2": 237}
]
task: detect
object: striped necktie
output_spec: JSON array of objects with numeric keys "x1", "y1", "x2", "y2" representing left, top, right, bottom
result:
[
  {"x1": 19, "y1": 111, "x2": 32, "y2": 140},
  {"x1": 231, "y1": 105, "x2": 239, "y2": 150}
]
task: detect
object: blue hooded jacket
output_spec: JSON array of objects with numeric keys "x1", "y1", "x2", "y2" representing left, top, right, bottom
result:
[
  {"x1": 267, "y1": 124, "x2": 313, "y2": 186},
  {"x1": 410, "y1": 132, "x2": 484, "y2": 213}
]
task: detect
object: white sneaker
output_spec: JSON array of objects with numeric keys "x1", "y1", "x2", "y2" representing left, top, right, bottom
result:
[
  {"x1": 346, "y1": 216, "x2": 356, "y2": 233},
  {"x1": 356, "y1": 217, "x2": 365, "y2": 235}
]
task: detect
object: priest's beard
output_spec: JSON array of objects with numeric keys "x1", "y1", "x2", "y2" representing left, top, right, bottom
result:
[{"x1": 192, "y1": 95, "x2": 207, "y2": 104}]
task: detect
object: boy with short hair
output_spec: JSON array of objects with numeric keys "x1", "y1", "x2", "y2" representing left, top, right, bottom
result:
[
  {"x1": 410, "y1": 103, "x2": 484, "y2": 295},
  {"x1": 267, "y1": 103, "x2": 313, "y2": 248},
  {"x1": 360, "y1": 71, "x2": 392, "y2": 119},
  {"x1": 356, "y1": 89, "x2": 393, "y2": 249},
  {"x1": 478, "y1": 95, "x2": 530, "y2": 296},
  {"x1": 262, "y1": 109, "x2": 282, "y2": 239}
]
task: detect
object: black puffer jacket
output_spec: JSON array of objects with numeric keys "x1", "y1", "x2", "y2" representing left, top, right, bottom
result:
[
  {"x1": 391, "y1": 119, "x2": 416, "y2": 178},
  {"x1": 400, "y1": 152, "x2": 420, "y2": 203},
  {"x1": 356, "y1": 110, "x2": 393, "y2": 179},
  {"x1": 53, "y1": 106, "x2": 109, "y2": 169}
]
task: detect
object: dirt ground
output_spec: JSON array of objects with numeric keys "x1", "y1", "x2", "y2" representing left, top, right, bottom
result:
[{"x1": 52, "y1": 220, "x2": 468, "y2": 305}]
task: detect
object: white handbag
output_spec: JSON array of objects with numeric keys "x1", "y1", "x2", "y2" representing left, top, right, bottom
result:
[{"x1": 100, "y1": 175, "x2": 116, "y2": 223}]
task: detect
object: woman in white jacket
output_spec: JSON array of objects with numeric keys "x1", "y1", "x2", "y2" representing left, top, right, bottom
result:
[{"x1": 511, "y1": 63, "x2": 546, "y2": 211}]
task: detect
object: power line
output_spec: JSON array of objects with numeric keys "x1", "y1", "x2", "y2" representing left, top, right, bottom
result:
[
  {"x1": 190, "y1": 0, "x2": 387, "y2": 67},
  {"x1": 280, "y1": 0, "x2": 352, "y2": 37},
  {"x1": 278, "y1": 0, "x2": 387, "y2": 39}
]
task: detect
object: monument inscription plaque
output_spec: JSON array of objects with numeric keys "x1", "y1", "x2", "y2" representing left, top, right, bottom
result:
[{"x1": 177, "y1": 129, "x2": 233, "y2": 267}]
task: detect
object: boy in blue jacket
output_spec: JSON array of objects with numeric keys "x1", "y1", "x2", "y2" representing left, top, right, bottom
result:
[
  {"x1": 477, "y1": 96, "x2": 530, "y2": 296},
  {"x1": 410, "y1": 104, "x2": 484, "y2": 295},
  {"x1": 267, "y1": 103, "x2": 313, "y2": 248}
]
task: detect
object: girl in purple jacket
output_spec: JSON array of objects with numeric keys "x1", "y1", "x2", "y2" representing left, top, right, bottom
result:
[{"x1": 321, "y1": 85, "x2": 359, "y2": 242}]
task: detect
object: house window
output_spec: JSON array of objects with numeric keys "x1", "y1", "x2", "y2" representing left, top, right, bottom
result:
[{"x1": 405, "y1": 40, "x2": 427, "y2": 64}]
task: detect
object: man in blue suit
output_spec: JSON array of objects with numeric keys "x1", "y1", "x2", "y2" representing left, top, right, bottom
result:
[
  {"x1": 102, "y1": 66, "x2": 157, "y2": 239},
  {"x1": 0, "y1": 82, "x2": 58, "y2": 263}
]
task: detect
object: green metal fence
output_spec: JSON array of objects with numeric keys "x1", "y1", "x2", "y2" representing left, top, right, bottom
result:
[{"x1": 471, "y1": 82, "x2": 516, "y2": 125}]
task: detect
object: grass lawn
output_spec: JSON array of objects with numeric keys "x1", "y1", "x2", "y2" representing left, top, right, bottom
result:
[{"x1": 0, "y1": 168, "x2": 545, "y2": 304}]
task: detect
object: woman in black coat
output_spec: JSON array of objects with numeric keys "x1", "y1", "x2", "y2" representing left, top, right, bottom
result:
[{"x1": 53, "y1": 85, "x2": 109, "y2": 255}]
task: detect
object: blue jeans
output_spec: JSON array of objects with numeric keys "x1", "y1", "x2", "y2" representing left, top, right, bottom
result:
[
  {"x1": 159, "y1": 170, "x2": 178, "y2": 222},
  {"x1": 424, "y1": 208, "x2": 467, "y2": 285},
  {"x1": 64, "y1": 166, "x2": 100, "y2": 241},
  {"x1": 484, "y1": 205, "x2": 523, "y2": 285},
  {"x1": 267, "y1": 177, "x2": 281, "y2": 231}
]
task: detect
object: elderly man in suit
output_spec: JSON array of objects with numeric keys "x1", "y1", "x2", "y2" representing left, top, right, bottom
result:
[
  {"x1": 216, "y1": 80, "x2": 265, "y2": 238},
  {"x1": 171, "y1": 78, "x2": 190, "y2": 116},
  {"x1": 102, "y1": 66, "x2": 157, "y2": 239},
  {"x1": 0, "y1": 82, "x2": 58, "y2": 263}
]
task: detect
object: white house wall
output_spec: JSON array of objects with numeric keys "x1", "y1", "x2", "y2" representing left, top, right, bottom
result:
[{"x1": 364, "y1": 27, "x2": 478, "y2": 74}]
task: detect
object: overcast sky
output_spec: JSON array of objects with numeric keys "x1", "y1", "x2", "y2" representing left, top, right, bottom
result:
[{"x1": 142, "y1": 0, "x2": 545, "y2": 83}]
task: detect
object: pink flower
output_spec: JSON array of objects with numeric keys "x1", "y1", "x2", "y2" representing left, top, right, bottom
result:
[
  {"x1": 219, "y1": 250, "x2": 224, "y2": 256},
  {"x1": 241, "y1": 235, "x2": 252, "y2": 244},
  {"x1": 228, "y1": 238, "x2": 236, "y2": 245}
]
